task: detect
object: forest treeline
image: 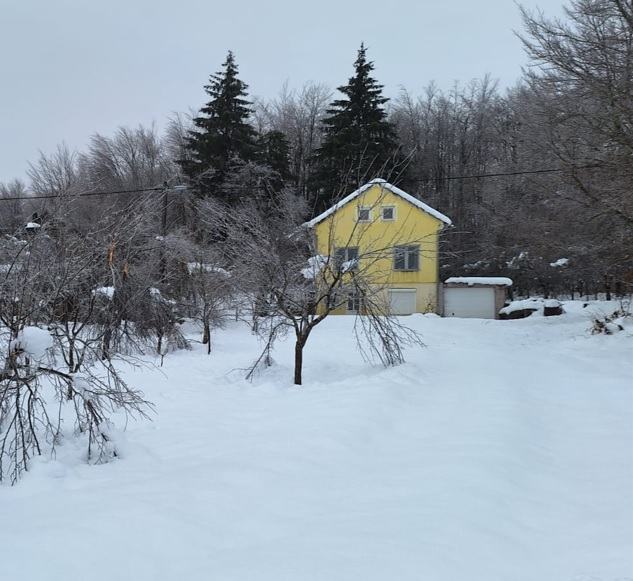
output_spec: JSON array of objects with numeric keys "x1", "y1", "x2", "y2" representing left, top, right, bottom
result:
[{"x1": 1, "y1": 0, "x2": 632, "y2": 297}]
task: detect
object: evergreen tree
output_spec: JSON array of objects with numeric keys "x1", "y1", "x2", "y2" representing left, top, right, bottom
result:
[
  {"x1": 312, "y1": 44, "x2": 400, "y2": 209},
  {"x1": 180, "y1": 51, "x2": 258, "y2": 200},
  {"x1": 258, "y1": 130, "x2": 291, "y2": 186}
]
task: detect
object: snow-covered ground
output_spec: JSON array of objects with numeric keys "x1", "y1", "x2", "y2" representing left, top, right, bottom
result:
[{"x1": 1, "y1": 301, "x2": 632, "y2": 581}]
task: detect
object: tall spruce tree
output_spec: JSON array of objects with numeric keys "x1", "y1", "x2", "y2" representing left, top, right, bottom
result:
[
  {"x1": 312, "y1": 44, "x2": 400, "y2": 209},
  {"x1": 181, "y1": 51, "x2": 258, "y2": 200},
  {"x1": 258, "y1": 130, "x2": 291, "y2": 184}
]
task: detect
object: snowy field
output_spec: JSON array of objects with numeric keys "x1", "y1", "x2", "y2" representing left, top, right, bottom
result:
[{"x1": 1, "y1": 301, "x2": 632, "y2": 581}]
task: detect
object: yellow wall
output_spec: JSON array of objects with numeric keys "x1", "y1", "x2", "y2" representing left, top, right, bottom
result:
[{"x1": 313, "y1": 183, "x2": 445, "y2": 313}]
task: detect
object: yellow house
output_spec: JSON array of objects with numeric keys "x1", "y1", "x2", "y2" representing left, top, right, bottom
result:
[{"x1": 306, "y1": 178, "x2": 452, "y2": 315}]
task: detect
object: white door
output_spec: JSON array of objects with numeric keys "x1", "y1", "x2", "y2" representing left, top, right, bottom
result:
[
  {"x1": 444, "y1": 287, "x2": 496, "y2": 319},
  {"x1": 389, "y1": 289, "x2": 417, "y2": 315}
]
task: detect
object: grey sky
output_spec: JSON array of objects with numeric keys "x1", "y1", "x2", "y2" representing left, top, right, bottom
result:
[{"x1": 0, "y1": 0, "x2": 565, "y2": 183}]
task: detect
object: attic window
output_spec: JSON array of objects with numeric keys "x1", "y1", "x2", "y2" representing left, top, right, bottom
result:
[
  {"x1": 357, "y1": 207, "x2": 371, "y2": 222},
  {"x1": 381, "y1": 206, "x2": 395, "y2": 221}
]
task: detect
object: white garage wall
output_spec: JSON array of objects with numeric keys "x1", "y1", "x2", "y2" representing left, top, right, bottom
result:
[{"x1": 444, "y1": 287, "x2": 497, "y2": 319}]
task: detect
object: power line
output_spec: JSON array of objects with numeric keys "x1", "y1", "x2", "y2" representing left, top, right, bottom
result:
[
  {"x1": 0, "y1": 185, "x2": 164, "y2": 203},
  {"x1": 0, "y1": 163, "x2": 608, "y2": 203},
  {"x1": 438, "y1": 164, "x2": 599, "y2": 181}
]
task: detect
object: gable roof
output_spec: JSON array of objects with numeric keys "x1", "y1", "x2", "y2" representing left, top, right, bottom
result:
[{"x1": 305, "y1": 178, "x2": 452, "y2": 228}]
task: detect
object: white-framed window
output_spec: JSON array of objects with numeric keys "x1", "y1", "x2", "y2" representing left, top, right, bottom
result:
[
  {"x1": 393, "y1": 245, "x2": 420, "y2": 271},
  {"x1": 347, "y1": 291, "x2": 362, "y2": 312},
  {"x1": 357, "y1": 206, "x2": 371, "y2": 222},
  {"x1": 381, "y1": 206, "x2": 395, "y2": 221},
  {"x1": 334, "y1": 246, "x2": 359, "y2": 271},
  {"x1": 327, "y1": 291, "x2": 340, "y2": 310}
]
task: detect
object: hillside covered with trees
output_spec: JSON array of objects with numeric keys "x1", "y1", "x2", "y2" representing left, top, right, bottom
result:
[{"x1": 1, "y1": 0, "x2": 631, "y2": 301}]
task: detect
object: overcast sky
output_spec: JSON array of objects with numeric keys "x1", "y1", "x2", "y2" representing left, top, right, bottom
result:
[{"x1": 0, "y1": 0, "x2": 566, "y2": 184}]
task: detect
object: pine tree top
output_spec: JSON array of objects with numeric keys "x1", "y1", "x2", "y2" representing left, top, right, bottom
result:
[
  {"x1": 311, "y1": 43, "x2": 401, "y2": 209},
  {"x1": 180, "y1": 51, "x2": 259, "y2": 197},
  {"x1": 323, "y1": 43, "x2": 391, "y2": 133},
  {"x1": 193, "y1": 50, "x2": 254, "y2": 131}
]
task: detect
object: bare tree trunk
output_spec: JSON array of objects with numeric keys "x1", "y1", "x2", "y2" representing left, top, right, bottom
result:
[
  {"x1": 202, "y1": 321, "x2": 211, "y2": 354},
  {"x1": 101, "y1": 328, "x2": 112, "y2": 360},
  {"x1": 294, "y1": 339, "x2": 304, "y2": 386}
]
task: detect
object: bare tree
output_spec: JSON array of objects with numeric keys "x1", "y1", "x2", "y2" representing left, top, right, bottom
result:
[
  {"x1": 255, "y1": 82, "x2": 331, "y2": 197},
  {"x1": 27, "y1": 143, "x2": 79, "y2": 198},
  {"x1": 519, "y1": 0, "x2": 633, "y2": 226},
  {"x1": 0, "y1": 180, "x2": 27, "y2": 233},
  {"x1": 79, "y1": 125, "x2": 173, "y2": 191},
  {"x1": 199, "y1": 187, "x2": 424, "y2": 385},
  {"x1": 0, "y1": 219, "x2": 150, "y2": 484}
]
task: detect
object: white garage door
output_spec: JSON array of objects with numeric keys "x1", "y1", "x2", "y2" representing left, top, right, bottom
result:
[
  {"x1": 444, "y1": 287, "x2": 496, "y2": 319},
  {"x1": 389, "y1": 289, "x2": 417, "y2": 315}
]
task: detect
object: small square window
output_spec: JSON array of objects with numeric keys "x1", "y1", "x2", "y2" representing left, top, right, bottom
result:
[
  {"x1": 357, "y1": 207, "x2": 371, "y2": 222},
  {"x1": 381, "y1": 206, "x2": 395, "y2": 221}
]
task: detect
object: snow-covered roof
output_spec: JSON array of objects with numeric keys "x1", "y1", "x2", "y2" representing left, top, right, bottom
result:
[
  {"x1": 93, "y1": 286, "x2": 115, "y2": 299},
  {"x1": 305, "y1": 178, "x2": 452, "y2": 228},
  {"x1": 186, "y1": 262, "x2": 231, "y2": 277},
  {"x1": 445, "y1": 277, "x2": 513, "y2": 287}
]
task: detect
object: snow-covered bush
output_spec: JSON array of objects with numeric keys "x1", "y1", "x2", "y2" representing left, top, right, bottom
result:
[
  {"x1": 499, "y1": 298, "x2": 564, "y2": 319},
  {"x1": 135, "y1": 287, "x2": 188, "y2": 358},
  {"x1": 184, "y1": 259, "x2": 233, "y2": 354},
  {"x1": 590, "y1": 307, "x2": 629, "y2": 335},
  {"x1": 0, "y1": 218, "x2": 151, "y2": 484},
  {"x1": 0, "y1": 321, "x2": 149, "y2": 484}
]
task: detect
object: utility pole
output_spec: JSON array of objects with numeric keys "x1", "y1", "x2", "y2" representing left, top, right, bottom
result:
[
  {"x1": 158, "y1": 182, "x2": 188, "y2": 284},
  {"x1": 161, "y1": 181, "x2": 169, "y2": 239},
  {"x1": 159, "y1": 181, "x2": 169, "y2": 284}
]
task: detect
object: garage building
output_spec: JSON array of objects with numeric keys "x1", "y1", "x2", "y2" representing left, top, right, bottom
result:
[{"x1": 443, "y1": 277, "x2": 513, "y2": 319}]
